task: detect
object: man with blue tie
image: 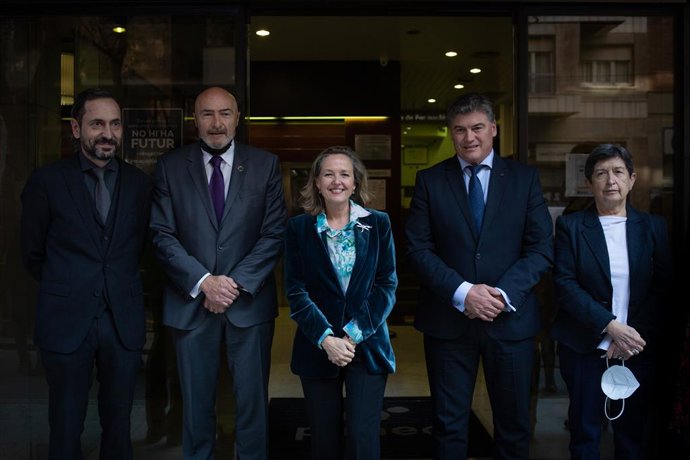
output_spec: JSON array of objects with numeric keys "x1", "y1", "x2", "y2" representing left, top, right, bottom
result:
[
  {"x1": 405, "y1": 93, "x2": 554, "y2": 459},
  {"x1": 150, "y1": 86, "x2": 287, "y2": 459}
]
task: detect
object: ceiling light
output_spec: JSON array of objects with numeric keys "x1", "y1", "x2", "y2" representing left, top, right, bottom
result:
[
  {"x1": 427, "y1": 98, "x2": 436, "y2": 104},
  {"x1": 454, "y1": 84, "x2": 465, "y2": 89},
  {"x1": 112, "y1": 17, "x2": 127, "y2": 34},
  {"x1": 470, "y1": 68, "x2": 482, "y2": 74},
  {"x1": 256, "y1": 29, "x2": 270, "y2": 37},
  {"x1": 445, "y1": 51, "x2": 458, "y2": 57}
]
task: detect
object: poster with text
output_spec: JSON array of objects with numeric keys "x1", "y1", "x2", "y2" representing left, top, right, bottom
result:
[{"x1": 123, "y1": 108, "x2": 183, "y2": 174}]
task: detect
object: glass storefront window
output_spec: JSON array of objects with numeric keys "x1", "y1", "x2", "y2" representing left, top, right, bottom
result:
[
  {"x1": 0, "y1": 7, "x2": 685, "y2": 458},
  {"x1": 527, "y1": 15, "x2": 674, "y2": 228},
  {"x1": 0, "y1": 13, "x2": 240, "y2": 456}
]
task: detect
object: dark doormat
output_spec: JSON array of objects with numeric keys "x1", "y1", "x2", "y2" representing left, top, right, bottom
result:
[{"x1": 268, "y1": 396, "x2": 493, "y2": 459}]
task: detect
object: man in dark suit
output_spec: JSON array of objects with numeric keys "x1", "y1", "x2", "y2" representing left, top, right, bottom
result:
[
  {"x1": 150, "y1": 86, "x2": 287, "y2": 460},
  {"x1": 20, "y1": 88, "x2": 152, "y2": 460},
  {"x1": 405, "y1": 93, "x2": 553, "y2": 460}
]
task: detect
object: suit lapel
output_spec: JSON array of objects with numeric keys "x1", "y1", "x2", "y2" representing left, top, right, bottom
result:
[
  {"x1": 313, "y1": 212, "x2": 371, "y2": 297},
  {"x1": 347, "y1": 214, "x2": 372, "y2": 295},
  {"x1": 481, "y1": 156, "x2": 508, "y2": 241},
  {"x1": 316, "y1": 220, "x2": 342, "y2": 287},
  {"x1": 107, "y1": 159, "x2": 132, "y2": 254},
  {"x1": 222, "y1": 143, "x2": 248, "y2": 224},
  {"x1": 443, "y1": 158, "x2": 475, "y2": 234},
  {"x1": 625, "y1": 207, "x2": 645, "y2": 306},
  {"x1": 444, "y1": 156, "x2": 508, "y2": 241},
  {"x1": 62, "y1": 156, "x2": 103, "y2": 251},
  {"x1": 185, "y1": 143, "x2": 219, "y2": 231},
  {"x1": 582, "y1": 208, "x2": 611, "y2": 280}
]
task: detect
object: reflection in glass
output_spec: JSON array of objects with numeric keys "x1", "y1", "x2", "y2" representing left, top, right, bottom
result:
[{"x1": 527, "y1": 15, "x2": 674, "y2": 223}]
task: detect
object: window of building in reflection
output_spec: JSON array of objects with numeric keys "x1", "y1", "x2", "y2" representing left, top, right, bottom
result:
[{"x1": 527, "y1": 15, "x2": 674, "y2": 230}]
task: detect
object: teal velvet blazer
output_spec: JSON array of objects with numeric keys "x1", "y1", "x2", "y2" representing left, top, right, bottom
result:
[{"x1": 285, "y1": 209, "x2": 398, "y2": 378}]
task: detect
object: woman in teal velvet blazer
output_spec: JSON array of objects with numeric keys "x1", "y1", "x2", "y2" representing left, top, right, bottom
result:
[{"x1": 284, "y1": 145, "x2": 397, "y2": 460}]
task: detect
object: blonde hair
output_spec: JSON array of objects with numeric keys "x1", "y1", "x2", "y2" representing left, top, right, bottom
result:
[{"x1": 300, "y1": 146, "x2": 372, "y2": 215}]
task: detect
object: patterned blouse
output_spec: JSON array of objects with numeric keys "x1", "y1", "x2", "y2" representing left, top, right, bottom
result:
[
  {"x1": 315, "y1": 201, "x2": 371, "y2": 345},
  {"x1": 316, "y1": 200, "x2": 371, "y2": 294}
]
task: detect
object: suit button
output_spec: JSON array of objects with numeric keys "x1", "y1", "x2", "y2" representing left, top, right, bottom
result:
[
  {"x1": 93, "y1": 290, "x2": 100, "y2": 297},
  {"x1": 475, "y1": 253, "x2": 481, "y2": 260},
  {"x1": 103, "y1": 236, "x2": 109, "y2": 241},
  {"x1": 218, "y1": 246, "x2": 224, "y2": 250}
]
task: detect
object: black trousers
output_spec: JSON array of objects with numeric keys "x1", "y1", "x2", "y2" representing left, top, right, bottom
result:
[
  {"x1": 300, "y1": 352, "x2": 388, "y2": 460},
  {"x1": 172, "y1": 314, "x2": 274, "y2": 460},
  {"x1": 41, "y1": 309, "x2": 141, "y2": 460},
  {"x1": 424, "y1": 326, "x2": 535, "y2": 460},
  {"x1": 559, "y1": 344, "x2": 656, "y2": 460}
]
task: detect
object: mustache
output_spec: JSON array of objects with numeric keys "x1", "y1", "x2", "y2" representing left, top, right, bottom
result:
[
  {"x1": 94, "y1": 136, "x2": 118, "y2": 145},
  {"x1": 208, "y1": 129, "x2": 227, "y2": 135}
]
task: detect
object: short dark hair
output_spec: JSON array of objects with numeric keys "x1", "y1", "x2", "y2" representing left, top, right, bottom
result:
[
  {"x1": 446, "y1": 93, "x2": 496, "y2": 126},
  {"x1": 584, "y1": 144, "x2": 634, "y2": 182},
  {"x1": 71, "y1": 88, "x2": 118, "y2": 123}
]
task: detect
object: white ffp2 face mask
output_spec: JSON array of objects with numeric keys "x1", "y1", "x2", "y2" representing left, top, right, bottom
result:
[{"x1": 601, "y1": 359, "x2": 640, "y2": 420}]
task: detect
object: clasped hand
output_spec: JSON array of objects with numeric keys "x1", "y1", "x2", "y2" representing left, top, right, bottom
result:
[
  {"x1": 200, "y1": 275, "x2": 240, "y2": 314},
  {"x1": 605, "y1": 320, "x2": 646, "y2": 361},
  {"x1": 322, "y1": 336, "x2": 356, "y2": 367},
  {"x1": 463, "y1": 284, "x2": 506, "y2": 322}
]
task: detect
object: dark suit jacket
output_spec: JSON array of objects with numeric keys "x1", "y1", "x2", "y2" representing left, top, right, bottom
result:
[
  {"x1": 405, "y1": 155, "x2": 554, "y2": 340},
  {"x1": 150, "y1": 141, "x2": 286, "y2": 330},
  {"x1": 285, "y1": 209, "x2": 397, "y2": 378},
  {"x1": 20, "y1": 154, "x2": 152, "y2": 353},
  {"x1": 551, "y1": 205, "x2": 673, "y2": 353}
]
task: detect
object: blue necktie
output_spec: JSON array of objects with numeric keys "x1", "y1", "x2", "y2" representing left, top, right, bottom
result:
[
  {"x1": 467, "y1": 164, "x2": 485, "y2": 233},
  {"x1": 209, "y1": 156, "x2": 225, "y2": 224}
]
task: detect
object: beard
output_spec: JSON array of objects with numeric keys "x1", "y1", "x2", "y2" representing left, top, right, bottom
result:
[
  {"x1": 82, "y1": 135, "x2": 119, "y2": 161},
  {"x1": 201, "y1": 129, "x2": 232, "y2": 149}
]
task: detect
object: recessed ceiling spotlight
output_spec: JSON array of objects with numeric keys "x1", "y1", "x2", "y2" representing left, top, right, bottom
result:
[
  {"x1": 445, "y1": 51, "x2": 458, "y2": 57},
  {"x1": 427, "y1": 98, "x2": 436, "y2": 103},
  {"x1": 256, "y1": 29, "x2": 270, "y2": 37},
  {"x1": 470, "y1": 68, "x2": 482, "y2": 74},
  {"x1": 112, "y1": 17, "x2": 127, "y2": 34},
  {"x1": 454, "y1": 84, "x2": 465, "y2": 89}
]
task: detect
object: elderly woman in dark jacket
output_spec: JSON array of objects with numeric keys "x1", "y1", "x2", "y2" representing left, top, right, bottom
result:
[{"x1": 551, "y1": 144, "x2": 672, "y2": 459}]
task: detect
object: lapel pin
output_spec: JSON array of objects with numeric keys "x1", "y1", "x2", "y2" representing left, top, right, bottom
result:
[
  {"x1": 355, "y1": 221, "x2": 371, "y2": 233},
  {"x1": 236, "y1": 165, "x2": 244, "y2": 172}
]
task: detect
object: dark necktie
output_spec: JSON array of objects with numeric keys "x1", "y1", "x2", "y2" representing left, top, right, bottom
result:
[
  {"x1": 209, "y1": 156, "x2": 225, "y2": 224},
  {"x1": 93, "y1": 168, "x2": 111, "y2": 223},
  {"x1": 467, "y1": 164, "x2": 485, "y2": 233}
]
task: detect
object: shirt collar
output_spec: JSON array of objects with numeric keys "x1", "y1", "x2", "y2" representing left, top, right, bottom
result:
[
  {"x1": 458, "y1": 150, "x2": 494, "y2": 172},
  {"x1": 202, "y1": 143, "x2": 235, "y2": 166},
  {"x1": 316, "y1": 200, "x2": 371, "y2": 234},
  {"x1": 79, "y1": 152, "x2": 118, "y2": 173}
]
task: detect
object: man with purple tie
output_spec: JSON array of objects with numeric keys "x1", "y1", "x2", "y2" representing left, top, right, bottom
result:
[{"x1": 150, "y1": 87, "x2": 287, "y2": 459}]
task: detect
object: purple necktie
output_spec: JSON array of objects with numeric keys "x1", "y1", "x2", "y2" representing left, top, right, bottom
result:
[{"x1": 209, "y1": 156, "x2": 225, "y2": 223}]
